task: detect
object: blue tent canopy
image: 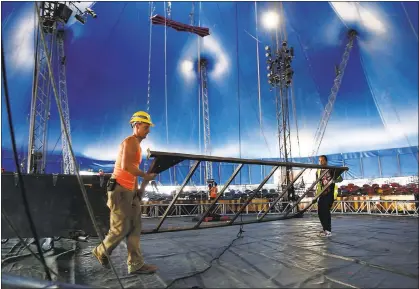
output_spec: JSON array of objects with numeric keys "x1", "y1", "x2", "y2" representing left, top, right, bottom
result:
[{"x1": 1, "y1": 2, "x2": 418, "y2": 185}]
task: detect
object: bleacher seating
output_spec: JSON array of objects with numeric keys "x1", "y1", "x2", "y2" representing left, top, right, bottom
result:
[{"x1": 337, "y1": 182, "x2": 418, "y2": 197}]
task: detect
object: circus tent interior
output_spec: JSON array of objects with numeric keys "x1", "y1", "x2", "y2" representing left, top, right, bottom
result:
[{"x1": 0, "y1": 1, "x2": 418, "y2": 288}]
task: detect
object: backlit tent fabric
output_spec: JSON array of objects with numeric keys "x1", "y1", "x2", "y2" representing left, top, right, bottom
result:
[{"x1": 1, "y1": 2, "x2": 418, "y2": 184}]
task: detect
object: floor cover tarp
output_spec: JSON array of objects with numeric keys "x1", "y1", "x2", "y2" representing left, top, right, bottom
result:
[{"x1": 2, "y1": 215, "x2": 418, "y2": 288}]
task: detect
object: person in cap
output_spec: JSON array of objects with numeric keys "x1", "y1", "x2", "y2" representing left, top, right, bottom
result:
[{"x1": 92, "y1": 111, "x2": 158, "y2": 274}]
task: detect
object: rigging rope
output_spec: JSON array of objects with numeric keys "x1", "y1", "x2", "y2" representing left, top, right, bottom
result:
[
  {"x1": 291, "y1": 87, "x2": 302, "y2": 159},
  {"x1": 190, "y1": 2, "x2": 195, "y2": 26},
  {"x1": 197, "y1": 1, "x2": 202, "y2": 183},
  {"x1": 1, "y1": 211, "x2": 60, "y2": 278},
  {"x1": 1, "y1": 36, "x2": 52, "y2": 281},
  {"x1": 236, "y1": 3, "x2": 242, "y2": 182},
  {"x1": 146, "y1": 2, "x2": 154, "y2": 113},
  {"x1": 279, "y1": 2, "x2": 287, "y2": 42},
  {"x1": 401, "y1": 2, "x2": 418, "y2": 41},
  {"x1": 279, "y1": 4, "x2": 302, "y2": 159},
  {"x1": 359, "y1": 52, "x2": 418, "y2": 162},
  {"x1": 255, "y1": 1, "x2": 263, "y2": 139},
  {"x1": 215, "y1": 2, "x2": 272, "y2": 158},
  {"x1": 235, "y1": 3, "x2": 246, "y2": 185},
  {"x1": 164, "y1": 1, "x2": 173, "y2": 185},
  {"x1": 166, "y1": 1, "x2": 172, "y2": 19},
  {"x1": 33, "y1": 3, "x2": 124, "y2": 287},
  {"x1": 144, "y1": 1, "x2": 155, "y2": 174}
]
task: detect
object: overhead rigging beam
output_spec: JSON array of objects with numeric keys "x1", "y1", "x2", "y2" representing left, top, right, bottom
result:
[
  {"x1": 151, "y1": 14, "x2": 210, "y2": 37},
  {"x1": 310, "y1": 29, "x2": 358, "y2": 159}
]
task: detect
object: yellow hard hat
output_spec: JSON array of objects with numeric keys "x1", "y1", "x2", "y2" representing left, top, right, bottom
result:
[{"x1": 130, "y1": 111, "x2": 155, "y2": 126}]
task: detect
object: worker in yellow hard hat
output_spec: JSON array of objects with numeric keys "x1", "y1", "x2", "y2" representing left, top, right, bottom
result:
[
  {"x1": 92, "y1": 111, "x2": 158, "y2": 274},
  {"x1": 129, "y1": 111, "x2": 155, "y2": 127}
]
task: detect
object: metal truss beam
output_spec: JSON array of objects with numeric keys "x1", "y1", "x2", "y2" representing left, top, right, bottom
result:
[
  {"x1": 154, "y1": 161, "x2": 200, "y2": 232},
  {"x1": 200, "y1": 58, "x2": 212, "y2": 181},
  {"x1": 258, "y1": 168, "x2": 307, "y2": 221},
  {"x1": 27, "y1": 1, "x2": 76, "y2": 174},
  {"x1": 310, "y1": 29, "x2": 357, "y2": 159},
  {"x1": 229, "y1": 165, "x2": 279, "y2": 224},
  {"x1": 27, "y1": 10, "x2": 57, "y2": 174},
  {"x1": 56, "y1": 29, "x2": 75, "y2": 174},
  {"x1": 194, "y1": 164, "x2": 243, "y2": 228},
  {"x1": 141, "y1": 151, "x2": 348, "y2": 233},
  {"x1": 147, "y1": 150, "x2": 349, "y2": 172}
]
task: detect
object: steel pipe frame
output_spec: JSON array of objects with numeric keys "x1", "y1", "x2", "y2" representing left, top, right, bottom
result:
[
  {"x1": 286, "y1": 177, "x2": 336, "y2": 217},
  {"x1": 153, "y1": 160, "x2": 200, "y2": 232},
  {"x1": 283, "y1": 169, "x2": 334, "y2": 217},
  {"x1": 256, "y1": 169, "x2": 333, "y2": 222},
  {"x1": 228, "y1": 165, "x2": 279, "y2": 224},
  {"x1": 194, "y1": 164, "x2": 243, "y2": 228},
  {"x1": 148, "y1": 150, "x2": 349, "y2": 171},
  {"x1": 257, "y1": 168, "x2": 307, "y2": 221},
  {"x1": 311, "y1": 200, "x2": 419, "y2": 216},
  {"x1": 139, "y1": 200, "x2": 419, "y2": 218}
]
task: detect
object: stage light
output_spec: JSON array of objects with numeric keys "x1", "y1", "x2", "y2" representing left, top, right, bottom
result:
[
  {"x1": 85, "y1": 7, "x2": 97, "y2": 18},
  {"x1": 75, "y1": 14, "x2": 85, "y2": 24},
  {"x1": 262, "y1": 11, "x2": 279, "y2": 30},
  {"x1": 181, "y1": 60, "x2": 193, "y2": 73}
]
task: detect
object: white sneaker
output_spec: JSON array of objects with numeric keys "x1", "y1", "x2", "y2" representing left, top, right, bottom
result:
[{"x1": 319, "y1": 230, "x2": 332, "y2": 237}]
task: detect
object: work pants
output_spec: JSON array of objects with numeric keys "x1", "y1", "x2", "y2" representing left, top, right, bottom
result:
[
  {"x1": 317, "y1": 185, "x2": 335, "y2": 232},
  {"x1": 96, "y1": 183, "x2": 144, "y2": 272}
]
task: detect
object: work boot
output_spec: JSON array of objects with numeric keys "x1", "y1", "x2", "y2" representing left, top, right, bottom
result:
[
  {"x1": 319, "y1": 230, "x2": 332, "y2": 237},
  {"x1": 128, "y1": 263, "x2": 158, "y2": 275},
  {"x1": 92, "y1": 247, "x2": 110, "y2": 269}
]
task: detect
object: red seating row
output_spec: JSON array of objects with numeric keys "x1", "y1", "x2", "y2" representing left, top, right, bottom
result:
[{"x1": 340, "y1": 183, "x2": 418, "y2": 196}]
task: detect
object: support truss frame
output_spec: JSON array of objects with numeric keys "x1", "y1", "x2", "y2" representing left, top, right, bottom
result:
[{"x1": 142, "y1": 151, "x2": 348, "y2": 233}]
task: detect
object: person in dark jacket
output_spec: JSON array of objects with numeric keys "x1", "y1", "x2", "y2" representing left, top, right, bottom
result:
[{"x1": 315, "y1": 155, "x2": 343, "y2": 237}]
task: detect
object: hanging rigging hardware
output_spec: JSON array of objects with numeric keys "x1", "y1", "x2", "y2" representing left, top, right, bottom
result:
[{"x1": 151, "y1": 14, "x2": 210, "y2": 37}]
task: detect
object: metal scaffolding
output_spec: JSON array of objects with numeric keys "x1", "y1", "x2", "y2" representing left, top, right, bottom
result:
[
  {"x1": 200, "y1": 58, "x2": 213, "y2": 181},
  {"x1": 310, "y1": 29, "x2": 358, "y2": 159},
  {"x1": 264, "y1": 4, "x2": 295, "y2": 198},
  {"x1": 27, "y1": 2, "x2": 59, "y2": 174},
  {"x1": 141, "y1": 150, "x2": 348, "y2": 233},
  {"x1": 27, "y1": 2, "x2": 95, "y2": 174},
  {"x1": 56, "y1": 29, "x2": 74, "y2": 174}
]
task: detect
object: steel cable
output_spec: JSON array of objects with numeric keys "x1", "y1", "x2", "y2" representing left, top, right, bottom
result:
[
  {"x1": 1, "y1": 35, "x2": 52, "y2": 281},
  {"x1": 34, "y1": 3, "x2": 124, "y2": 288}
]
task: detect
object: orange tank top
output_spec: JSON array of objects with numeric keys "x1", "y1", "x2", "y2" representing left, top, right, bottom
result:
[
  {"x1": 210, "y1": 187, "x2": 218, "y2": 198},
  {"x1": 112, "y1": 136, "x2": 142, "y2": 191}
]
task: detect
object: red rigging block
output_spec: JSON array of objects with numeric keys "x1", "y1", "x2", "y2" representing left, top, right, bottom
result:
[{"x1": 151, "y1": 14, "x2": 210, "y2": 37}]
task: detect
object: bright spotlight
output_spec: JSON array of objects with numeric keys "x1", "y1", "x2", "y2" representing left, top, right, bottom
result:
[
  {"x1": 181, "y1": 60, "x2": 193, "y2": 73},
  {"x1": 262, "y1": 11, "x2": 279, "y2": 30}
]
